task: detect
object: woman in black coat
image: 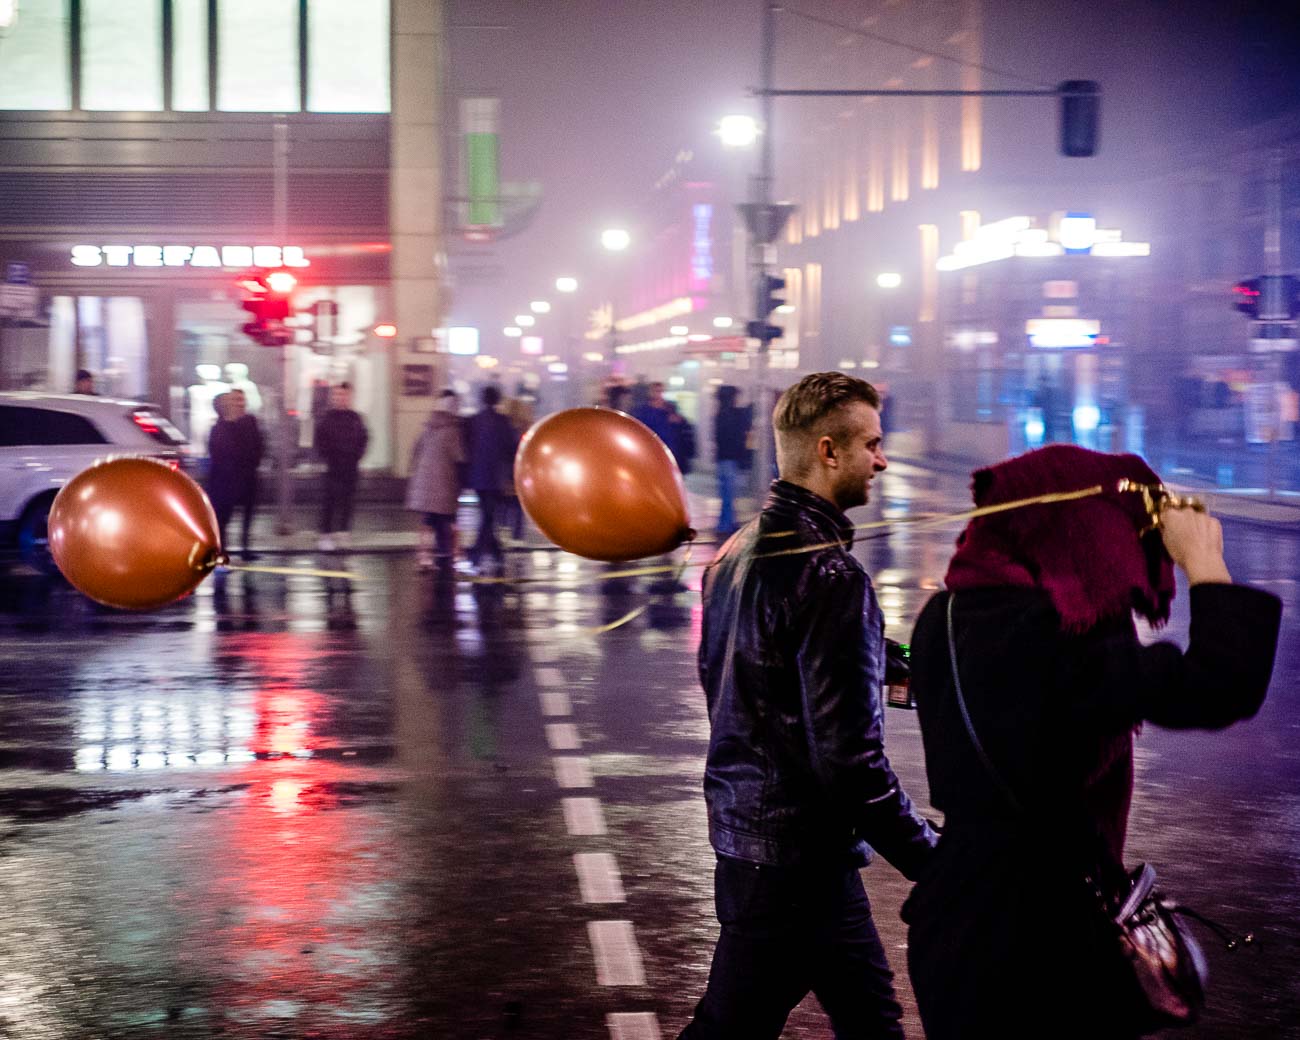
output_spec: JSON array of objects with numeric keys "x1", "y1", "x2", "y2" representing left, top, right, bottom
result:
[{"x1": 902, "y1": 445, "x2": 1282, "y2": 1040}]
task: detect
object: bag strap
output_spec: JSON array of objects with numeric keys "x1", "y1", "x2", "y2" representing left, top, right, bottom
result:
[{"x1": 946, "y1": 592, "x2": 1026, "y2": 816}]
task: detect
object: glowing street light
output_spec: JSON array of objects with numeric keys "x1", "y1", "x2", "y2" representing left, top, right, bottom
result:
[
  {"x1": 669, "y1": 325, "x2": 689, "y2": 336},
  {"x1": 514, "y1": 314, "x2": 536, "y2": 327},
  {"x1": 555, "y1": 277, "x2": 578, "y2": 293},
  {"x1": 718, "y1": 114, "x2": 760, "y2": 148},
  {"x1": 876, "y1": 272, "x2": 903, "y2": 290},
  {"x1": 530, "y1": 300, "x2": 551, "y2": 314},
  {"x1": 503, "y1": 326, "x2": 522, "y2": 337},
  {"x1": 712, "y1": 316, "x2": 734, "y2": 329},
  {"x1": 600, "y1": 228, "x2": 631, "y2": 252}
]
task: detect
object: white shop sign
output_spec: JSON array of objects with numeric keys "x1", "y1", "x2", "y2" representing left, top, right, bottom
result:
[{"x1": 70, "y1": 245, "x2": 310, "y2": 269}]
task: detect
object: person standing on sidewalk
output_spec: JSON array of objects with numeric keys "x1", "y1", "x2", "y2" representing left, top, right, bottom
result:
[
  {"x1": 406, "y1": 390, "x2": 465, "y2": 571},
  {"x1": 465, "y1": 384, "x2": 518, "y2": 571},
  {"x1": 712, "y1": 384, "x2": 752, "y2": 537},
  {"x1": 207, "y1": 389, "x2": 264, "y2": 558},
  {"x1": 315, "y1": 382, "x2": 369, "y2": 551},
  {"x1": 678, "y1": 372, "x2": 936, "y2": 1040}
]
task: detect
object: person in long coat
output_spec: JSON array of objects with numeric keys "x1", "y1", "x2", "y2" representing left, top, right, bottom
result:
[
  {"x1": 405, "y1": 390, "x2": 465, "y2": 571},
  {"x1": 207, "y1": 389, "x2": 264, "y2": 557},
  {"x1": 902, "y1": 444, "x2": 1282, "y2": 1040}
]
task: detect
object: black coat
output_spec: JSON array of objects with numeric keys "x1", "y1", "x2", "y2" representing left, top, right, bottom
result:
[
  {"x1": 698, "y1": 479, "x2": 936, "y2": 876},
  {"x1": 207, "y1": 415, "x2": 263, "y2": 505},
  {"x1": 316, "y1": 409, "x2": 369, "y2": 476},
  {"x1": 902, "y1": 583, "x2": 1282, "y2": 1040}
]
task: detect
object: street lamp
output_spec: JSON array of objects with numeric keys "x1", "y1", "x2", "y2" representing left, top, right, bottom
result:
[
  {"x1": 504, "y1": 326, "x2": 522, "y2": 337},
  {"x1": 555, "y1": 276, "x2": 578, "y2": 294},
  {"x1": 600, "y1": 228, "x2": 631, "y2": 252},
  {"x1": 530, "y1": 300, "x2": 551, "y2": 314},
  {"x1": 876, "y1": 272, "x2": 903, "y2": 290},
  {"x1": 718, "y1": 114, "x2": 760, "y2": 149},
  {"x1": 515, "y1": 314, "x2": 536, "y2": 327}
]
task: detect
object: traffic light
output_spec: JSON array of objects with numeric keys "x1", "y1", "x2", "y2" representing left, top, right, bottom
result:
[
  {"x1": 1232, "y1": 275, "x2": 1298, "y2": 320},
  {"x1": 238, "y1": 268, "x2": 298, "y2": 346},
  {"x1": 1058, "y1": 80, "x2": 1100, "y2": 158},
  {"x1": 746, "y1": 273, "x2": 786, "y2": 343}
]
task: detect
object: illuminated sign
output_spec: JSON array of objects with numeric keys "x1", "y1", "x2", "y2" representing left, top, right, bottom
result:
[
  {"x1": 691, "y1": 203, "x2": 713, "y2": 290},
  {"x1": 70, "y1": 245, "x2": 310, "y2": 269},
  {"x1": 447, "y1": 327, "x2": 480, "y2": 355},
  {"x1": 520, "y1": 335, "x2": 543, "y2": 355},
  {"x1": 936, "y1": 215, "x2": 1149, "y2": 272},
  {"x1": 1025, "y1": 318, "x2": 1101, "y2": 349}
]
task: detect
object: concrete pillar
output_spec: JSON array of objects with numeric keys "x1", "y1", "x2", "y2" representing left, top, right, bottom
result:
[{"x1": 389, "y1": 0, "x2": 447, "y2": 477}]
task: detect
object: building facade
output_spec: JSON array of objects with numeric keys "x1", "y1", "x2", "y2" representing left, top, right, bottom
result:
[{"x1": 0, "y1": 0, "x2": 446, "y2": 473}]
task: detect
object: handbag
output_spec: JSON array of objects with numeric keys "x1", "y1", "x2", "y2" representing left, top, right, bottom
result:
[{"x1": 944, "y1": 593, "x2": 1217, "y2": 1031}]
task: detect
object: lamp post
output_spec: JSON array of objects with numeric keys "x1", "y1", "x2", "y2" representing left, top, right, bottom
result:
[
  {"x1": 553, "y1": 277, "x2": 579, "y2": 406},
  {"x1": 600, "y1": 228, "x2": 631, "y2": 372}
]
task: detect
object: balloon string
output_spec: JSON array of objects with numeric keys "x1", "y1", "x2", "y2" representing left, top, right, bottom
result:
[
  {"x1": 581, "y1": 542, "x2": 695, "y2": 635},
  {"x1": 228, "y1": 563, "x2": 365, "y2": 580}
]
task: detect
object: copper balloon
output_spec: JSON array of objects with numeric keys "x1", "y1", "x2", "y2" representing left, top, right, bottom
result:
[
  {"x1": 48, "y1": 456, "x2": 223, "y2": 610},
  {"x1": 514, "y1": 407, "x2": 694, "y2": 561}
]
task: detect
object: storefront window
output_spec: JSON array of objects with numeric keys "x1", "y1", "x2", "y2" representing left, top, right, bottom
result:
[
  {"x1": 0, "y1": 0, "x2": 72, "y2": 110},
  {"x1": 216, "y1": 0, "x2": 299, "y2": 112},
  {"x1": 82, "y1": 0, "x2": 164, "y2": 111},
  {"x1": 172, "y1": 0, "x2": 210, "y2": 111},
  {"x1": 307, "y1": 0, "x2": 389, "y2": 113}
]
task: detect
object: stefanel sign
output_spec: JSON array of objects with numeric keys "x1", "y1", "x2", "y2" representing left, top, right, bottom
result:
[{"x1": 70, "y1": 245, "x2": 310, "y2": 269}]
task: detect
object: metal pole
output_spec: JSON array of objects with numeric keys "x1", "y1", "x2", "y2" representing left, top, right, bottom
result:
[
  {"x1": 1265, "y1": 148, "x2": 1283, "y2": 499},
  {"x1": 750, "y1": 0, "x2": 777, "y2": 502},
  {"x1": 273, "y1": 117, "x2": 294, "y2": 535}
]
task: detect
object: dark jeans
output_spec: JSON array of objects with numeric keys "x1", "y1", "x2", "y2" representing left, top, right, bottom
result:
[
  {"x1": 320, "y1": 470, "x2": 358, "y2": 534},
  {"x1": 471, "y1": 489, "x2": 502, "y2": 562},
  {"x1": 212, "y1": 486, "x2": 256, "y2": 554},
  {"x1": 421, "y1": 512, "x2": 456, "y2": 561},
  {"x1": 678, "y1": 855, "x2": 904, "y2": 1040}
]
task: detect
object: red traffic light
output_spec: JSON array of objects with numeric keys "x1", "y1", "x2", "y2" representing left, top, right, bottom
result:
[{"x1": 238, "y1": 268, "x2": 298, "y2": 345}]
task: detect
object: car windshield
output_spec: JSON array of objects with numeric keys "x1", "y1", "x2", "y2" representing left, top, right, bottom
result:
[{"x1": 130, "y1": 408, "x2": 188, "y2": 447}]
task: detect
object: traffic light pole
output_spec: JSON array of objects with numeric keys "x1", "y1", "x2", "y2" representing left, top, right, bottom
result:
[{"x1": 273, "y1": 117, "x2": 294, "y2": 536}]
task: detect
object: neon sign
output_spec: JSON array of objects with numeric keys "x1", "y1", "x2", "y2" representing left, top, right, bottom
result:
[
  {"x1": 70, "y1": 245, "x2": 311, "y2": 269},
  {"x1": 691, "y1": 203, "x2": 713, "y2": 290}
]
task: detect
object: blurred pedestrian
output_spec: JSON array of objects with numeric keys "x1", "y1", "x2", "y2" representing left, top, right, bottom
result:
[
  {"x1": 713, "y1": 384, "x2": 752, "y2": 536},
  {"x1": 315, "y1": 382, "x2": 369, "y2": 551},
  {"x1": 465, "y1": 384, "x2": 518, "y2": 571},
  {"x1": 73, "y1": 369, "x2": 96, "y2": 395},
  {"x1": 901, "y1": 445, "x2": 1282, "y2": 1040},
  {"x1": 406, "y1": 390, "x2": 465, "y2": 572},
  {"x1": 665, "y1": 400, "x2": 696, "y2": 476},
  {"x1": 500, "y1": 386, "x2": 537, "y2": 543},
  {"x1": 633, "y1": 380, "x2": 675, "y2": 449},
  {"x1": 207, "y1": 389, "x2": 263, "y2": 558},
  {"x1": 677, "y1": 373, "x2": 935, "y2": 1040}
]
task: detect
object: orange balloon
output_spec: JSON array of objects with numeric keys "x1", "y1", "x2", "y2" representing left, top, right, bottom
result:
[
  {"x1": 515, "y1": 407, "x2": 693, "y2": 561},
  {"x1": 48, "y1": 457, "x2": 223, "y2": 610}
]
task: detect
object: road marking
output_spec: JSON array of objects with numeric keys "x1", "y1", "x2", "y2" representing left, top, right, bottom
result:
[
  {"x1": 546, "y1": 722, "x2": 581, "y2": 750},
  {"x1": 562, "y1": 797, "x2": 608, "y2": 836},
  {"x1": 574, "y1": 852, "x2": 627, "y2": 904},
  {"x1": 554, "y1": 756, "x2": 593, "y2": 788},
  {"x1": 588, "y1": 920, "x2": 647, "y2": 986},
  {"x1": 539, "y1": 689, "x2": 572, "y2": 717},
  {"x1": 531, "y1": 644, "x2": 560, "y2": 663},
  {"x1": 607, "y1": 1011, "x2": 662, "y2": 1040},
  {"x1": 535, "y1": 666, "x2": 565, "y2": 687}
]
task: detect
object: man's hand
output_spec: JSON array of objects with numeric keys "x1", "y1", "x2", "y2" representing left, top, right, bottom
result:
[
  {"x1": 884, "y1": 638, "x2": 911, "y2": 685},
  {"x1": 1160, "y1": 505, "x2": 1232, "y2": 585}
]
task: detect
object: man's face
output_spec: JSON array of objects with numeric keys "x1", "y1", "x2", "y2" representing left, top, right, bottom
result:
[
  {"x1": 226, "y1": 390, "x2": 247, "y2": 419},
  {"x1": 76, "y1": 376, "x2": 93, "y2": 393},
  {"x1": 827, "y1": 401, "x2": 887, "y2": 511},
  {"x1": 649, "y1": 382, "x2": 665, "y2": 405},
  {"x1": 330, "y1": 386, "x2": 351, "y2": 410}
]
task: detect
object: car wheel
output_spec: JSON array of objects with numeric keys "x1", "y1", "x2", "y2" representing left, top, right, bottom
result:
[{"x1": 17, "y1": 496, "x2": 57, "y2": 573}]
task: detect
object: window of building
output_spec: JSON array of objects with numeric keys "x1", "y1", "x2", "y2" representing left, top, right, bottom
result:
[
  {"x1": 216, "y1": 0, "x2": 299, "y2": 112},
  {"x1": 82, "y1": 0, "x2": 164, "y2": 111},
  {"x1": 172, "y1": 0, "x2": 210, "y2": 111},
  {"x1": 0, "y1": 0, "x2": 72, "y2": 110},
  {"x1": 307, "y1": 0, "x2": 389, "y2": 113}
]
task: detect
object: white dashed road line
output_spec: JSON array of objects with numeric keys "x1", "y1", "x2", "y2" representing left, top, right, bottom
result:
[
  {"x1": 553, "y1": 756, "x2": 594, "y2": 789},
  {"x1": 535, "y1": 666, "x2": 566, "y2": 687},
  {"x1": 588, "y1": 920, "x2": 648, "y2": 986},
  {"x1": 562, "y1": 797, "x2": 608, "y2": 837},
  {"x1": 546, "y1": 722, "x2": 582, "y2": 750},
  {"x1": 574, "y1": 852, "x2": 627, "y2": 904},
  {"x1": 607, "y1": 1011, "x2": 662, "y2": 1040},
  {"x1": 540, "y1": 689, "x2": 573, "y2": 717}
]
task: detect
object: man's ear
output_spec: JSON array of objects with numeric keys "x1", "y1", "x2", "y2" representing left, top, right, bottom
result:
[{"x1": 817, "y1": 434, "x2": 838, "y2": 467}]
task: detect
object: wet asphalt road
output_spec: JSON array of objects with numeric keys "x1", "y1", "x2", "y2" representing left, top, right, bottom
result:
[{"x1": 0, "y1": 464, "x2": 1296, "y2": 1040}]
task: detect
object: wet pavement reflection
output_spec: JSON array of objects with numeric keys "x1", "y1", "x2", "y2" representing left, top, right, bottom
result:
[{"x1": 0, "y1": 464, "x2": 1295, "y2": 1038}]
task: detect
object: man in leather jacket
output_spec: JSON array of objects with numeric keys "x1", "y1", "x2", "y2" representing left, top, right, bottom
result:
[{"x1": 678, "y1": 372, "x2": 937, "y2": 1040}]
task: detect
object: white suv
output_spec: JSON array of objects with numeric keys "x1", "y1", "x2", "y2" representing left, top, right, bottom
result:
[{"x1": 0, "y1": 393, "x2": 191, "y2": 568}]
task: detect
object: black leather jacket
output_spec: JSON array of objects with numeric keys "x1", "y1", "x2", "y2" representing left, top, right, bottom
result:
[{"x1": 698, "y1": 480, "x2": 937, "y2": 878}]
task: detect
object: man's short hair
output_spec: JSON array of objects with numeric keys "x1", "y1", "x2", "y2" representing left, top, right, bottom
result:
[
  {"x1": 772, "y1": 372, "x2": 881, "y2": 477},
  {"x1": 481, "y1": 384, "x2": 502, "y2": 408},
  {"x1": 335, "y1": 381, "x2": 352, "y2": 391},
  {"x1": 75, "y1": 369, "x2": 93, "y2": 382}
]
